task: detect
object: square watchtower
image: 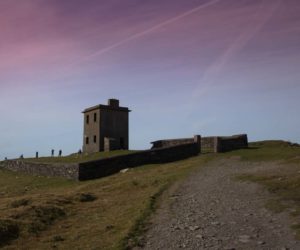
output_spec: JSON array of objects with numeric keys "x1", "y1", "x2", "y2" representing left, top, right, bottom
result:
[{"x1": 82, "y1": 99, "x2": 130, "y2": 153}]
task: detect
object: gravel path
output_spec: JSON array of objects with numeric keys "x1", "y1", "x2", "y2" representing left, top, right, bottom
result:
[{"x1": 135, "y1": 157, "x2": 299, "y2": 250}]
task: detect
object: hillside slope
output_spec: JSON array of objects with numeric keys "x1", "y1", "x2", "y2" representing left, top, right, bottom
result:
[{"x1": 0, "y1": 141, "x2": 299, "y2": 249}]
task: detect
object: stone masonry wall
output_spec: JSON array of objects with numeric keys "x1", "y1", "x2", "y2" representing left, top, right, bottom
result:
[
  {"x1": 151, "y1": 138, "x2": 194, "y2": 149},
  {"x1": 151, "y1": 134, "x2": 248, "y2": 153},
  {"x1": 78, "y1": 142, "x2": 200, "y2": 180},
  {"x1": 218, "y1": 134, "x2": 248, "y2": 152},
  {"x1": 201, "y1": 137, "x2": 216, "y2": 152},
  {"x1": 0, "y1": 160, "x2": 79, "y2": 180}
]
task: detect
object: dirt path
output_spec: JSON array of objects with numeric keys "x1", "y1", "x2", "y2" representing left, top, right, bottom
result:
[{"x1": 135, "y1": 158, "x2": 299, "y2": 250}]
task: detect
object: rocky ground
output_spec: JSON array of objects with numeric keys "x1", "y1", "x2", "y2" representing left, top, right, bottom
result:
[{"x1": 134, "y1": 157, "x2": 299, "y2": 250}]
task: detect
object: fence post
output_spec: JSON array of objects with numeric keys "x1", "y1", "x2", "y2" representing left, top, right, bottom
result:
[{"x1": 194, "y1": 135, "x2": 202, "y2": 154}]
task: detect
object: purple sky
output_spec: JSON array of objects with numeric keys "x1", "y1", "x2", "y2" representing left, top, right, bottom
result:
[{"x1": 1, "y1": 0, "x2": 300, "y2": 159}]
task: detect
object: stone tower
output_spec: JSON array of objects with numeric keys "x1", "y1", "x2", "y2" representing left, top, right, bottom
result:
[{"x1": 82, "y1": 99, "x2": 130, "y2": 153}]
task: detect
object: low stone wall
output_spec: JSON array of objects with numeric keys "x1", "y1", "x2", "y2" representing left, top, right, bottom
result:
[
  {"x1": 0, "y1": 160, "x2": 79, "y2": 180},
  {"x1": 201, "y1": 137, "x2": 216, "y2": 152},
  {"x1": 78, "y1": 142, "x2": 200, "y2": 180},
  {"x1": 218, "y1": 134, "x2": 248, "y2": 152},
  {"x1": 0, "y1": 141, "x2": 200, "y2": 181},
  {"x1": 151, "y1": 134, "x2": 248, "y2": 153},
  {"x1": 151, "y1": 138, "x2": 194, "y2": 149}
]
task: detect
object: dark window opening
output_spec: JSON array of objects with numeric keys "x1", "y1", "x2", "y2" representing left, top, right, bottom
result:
[
  {"x1": 94, "y1": 113, "x2": 97, "y2": 122},
  {"x1": 86, "y1": 115, "x2": 89, "y2": 124},
  {"x1": 120, "y1": 137, "x2": 124, "y2": 149},
  {"x1": 86, "y1": 137, "x2": 89, "y2": 145},
  {"x1": 94, "y1": 135, "x2": 97, "y2": 143}
]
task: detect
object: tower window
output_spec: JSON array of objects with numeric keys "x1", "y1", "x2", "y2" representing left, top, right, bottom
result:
[
  {"x1": 86, "y1": 115, "x2": 89, "y2": 124},
  {"x1": 94, "y1": 135, "x2": 97, "y2": 143},
  {"x1": 86, "y1": 137, "x2": 89, "y2": 145},
  {"x1": 94, "y1": 113, "x2": 97, "y2": 122}
]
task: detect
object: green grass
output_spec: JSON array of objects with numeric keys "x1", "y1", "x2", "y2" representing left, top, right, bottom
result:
[
  {"x1": 0, "y1": 153, "x2": 215, "y2": 249},
  {"x1": 22, "y1": 150, "x2": 137, "y2": 164},
  {"x1": 225, "y1": 140, "x2": 300, "y2": 162}
]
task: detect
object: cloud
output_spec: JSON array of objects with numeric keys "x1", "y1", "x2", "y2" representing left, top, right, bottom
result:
[
  {"x1": 76, "y1": 0, "x2": 221, "y2": 64},
  {"x1": 205, "y1": 0, "x2": 281, "y2": 81},
  {"x1": 190, "y1": 0, "x2": 282, "y2": 101}
]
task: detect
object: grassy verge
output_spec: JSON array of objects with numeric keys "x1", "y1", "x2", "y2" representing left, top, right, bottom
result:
[
  {"x1": 120, "y1": 185, "x2": 168, "y2": 249},
  {"x1": 0, "y1": 154, "x2": 214, "y2": 249},
  {"x1": 224, "y1": 140, "x2": 300, "y2": 163},
  {"x1": 233, "y1": 140, "x2": 300, "y2": 238}
]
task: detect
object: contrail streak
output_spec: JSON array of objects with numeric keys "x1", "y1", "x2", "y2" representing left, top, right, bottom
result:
[
  {"x1": 183, "y1": 0, "x2": 282, "y2": 118},
  {"x1": 79, "y1": 0, "x2": 221, "y2": 63},
  {"x1": 201, "y1": 0, "x2": 282, "y2": 84}
]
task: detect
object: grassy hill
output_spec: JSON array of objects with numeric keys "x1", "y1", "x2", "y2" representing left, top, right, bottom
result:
[{"x1": 0, "y1": 141, "x2": 299, "y2": 249}]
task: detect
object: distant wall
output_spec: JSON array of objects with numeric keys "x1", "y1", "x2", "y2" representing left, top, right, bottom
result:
[
  {"x1": 151, "y1": 134, "x2": 248, "y2": 153},
  {"x1": 78, "y1": 142, "x2": 200, "y2": 180},
  {"x1": 218, "y1": 134, "x2": 248, "y2": 152},
  {"x1": 151, "y1": 138, "x2": 194, "y2": 149},
  {"x1": 0, "y1": 160, "x2": 79, "y2": 180},
  {"x1": 201, "y1": 137, "x2": 216, "y2": 152}
]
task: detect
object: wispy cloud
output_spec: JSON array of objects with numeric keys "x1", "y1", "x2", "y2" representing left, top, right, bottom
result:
[
  {"x1": 188, "y1": 0, "x2": 282, "y2": 108},
  {"x1": 198, "y1": 0, "x2": 282, "y2": 87},
  {"x1": 76, "y1": 0, "x2": 221, "y2": 64}
]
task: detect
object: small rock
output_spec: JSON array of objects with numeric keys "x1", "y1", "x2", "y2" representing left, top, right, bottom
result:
[
  {"x1": 189, "y1": 226, "x2": 200, "y2": 231},
  {"x1": 120, "y1": 168, "x2": 129, "y2": 173},
  {"x1": 257, "y1": 241, "x2": 265, "y2": 245},
  {"x1": 174, "y1": 225, "x2": 184, "y2": 230},
  {"x1": 195, "y1": 234, "x2": 204, "y2": 239},
  {"x1": 211, "y1": 221, "x2": 220, "y2": 226}
]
